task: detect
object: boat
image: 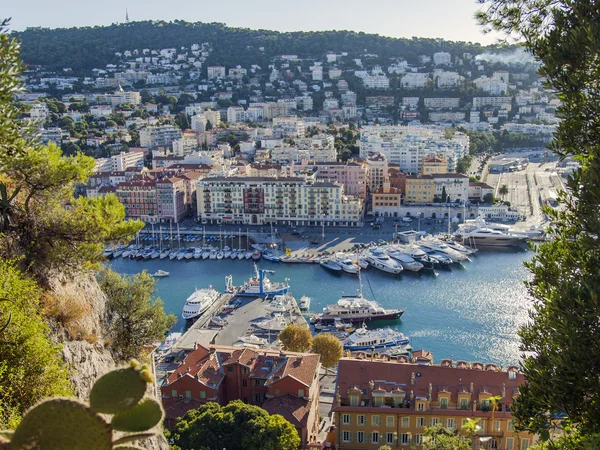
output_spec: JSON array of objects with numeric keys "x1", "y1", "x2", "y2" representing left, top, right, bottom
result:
[
  {"x1": 229, "y1": 250, "x2": 238, "y2": 260},
  {"x1": 193, "y1": 248, "x2": 202, "y2": 259},
  {"x1": 365, "y1": 248, "x2": 403, "y2": 274},
  {"x1": 265, "y1": 295, "x2": 292, "y2": 312},
  {"x1": 223, "y1": 247, "x2": 232, "y2": 259},
  {"x1": 401, "y1": 245, "x2": 435, "y2": 269},
  {"x1": 112, "y1": 246, "x2": 124, "y2": 258},
  {"x1": 315, "y1": 317, "x2": 355, "y2": 332},
  {"x1": 386, "y1": 248, "x2": 424, "y2": 272},
  {"x1": 298, "y1": 295, "x2": 311, "y2": 311},
  {"x1": 255, "y1": 314, "x2": 288, "y2": 332},
  {"x1": 335, "y1": 257, "x2": 360, "y2": 274},
  {"x1": 238, "y1": 265, "x2": 290, "y2": 298},
  {"x1": 237, "y1": 249, "x2": 246, "y2": 260},
  {"x1": 262, "y1": 251, "x2": 280, "y2": 262},
  {"x1": 181, "y1": 287, "x2": 220, "y2": 321},
  {"x1": 320, "y1": 259, "x2": 343, "y2": 272},
  {"x1": 420, "y1": 248, "x2": 452, "y2": 267},
  {"x1": 152, "y1": 269, "x2": 170, "y2": 278},
  {"x1": 252, "y1": 250, "x2": 262, "y2": 260},
  {"x1": 159, "y1": 249, "x2": 170, "y2": 259},
  {"x1": 419, "y1": 239, "x2": 470, "y2": 262},
  {"x1": 159, "y1": 332, "x2": 182, "y2": 353},
  {"x1": 238, "y1": 334, "x2": 269, "y2": 346},
  {"x1": 150, "y1": 249, "x2": 160, "y2": 259},
  {"x1": 102, "y1": 248, "x2": 113, "y2": 259},
  {"x1": 315, "y1": 272, "x2": 404, "y2": 324},
  {"x1": 216, "y1": 251, "x2": 224, "y2": 260},
  {"x1": 455, "y1": 220, "x2": 529, "y2": 247},
  {"x1": 245, "y1": 251, "x2": 253, "y2": 260},
  {"x1": 185, "y1": 248, "x2": 194, "y2": 260},
  {"x1": 441, "y1": 239, "x2": 477, "y2": 255},
  {"x1": 210, "y1": 316, "x2": 227, "y2": 327},
  {"x1": 342, "y1": 326, "x2": 409, "y2": 350},
  {"x1": 202, "y1": 249, "x2": 210, "y2": 259},
  {"x1": 169, "y1": 250, "x2": 178, "y2": 260}
]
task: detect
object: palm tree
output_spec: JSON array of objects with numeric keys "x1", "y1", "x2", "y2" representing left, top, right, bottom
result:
[
  {"x1": 488, "y1": 395, "x2": 502, "y2": 436},
  {"x1": 499, "y1": 184, "x2": 509, "y2": 198},
  {"x1": 0, "y1": 181, "x2": 22, "y2": 231}
]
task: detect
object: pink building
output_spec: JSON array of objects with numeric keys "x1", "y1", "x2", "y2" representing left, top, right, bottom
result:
[{"x1": 291, "y1": 161, "x2": 367, "y2": 200}]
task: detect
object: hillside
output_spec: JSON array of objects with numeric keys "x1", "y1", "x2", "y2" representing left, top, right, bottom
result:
[{"x1": 14, "y1": 20, "x2": 496, "y2": 72}]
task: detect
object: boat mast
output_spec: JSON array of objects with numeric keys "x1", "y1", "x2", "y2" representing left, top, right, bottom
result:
[
  {"x1": 358, "y1": 268, "x2": 363, "y2": 298},
  {"x1": 177, "y1": 223, "x2": 181, "y2": 249},
  {"x1": 238, "y1": 228, "x2": 241, "y2": 250},
  {"x1": 169, "y1": 220, "x2": 173, "y2": 250},
  {"x1": 151, "y1": 223, "x2": 155, "y2": 248}
]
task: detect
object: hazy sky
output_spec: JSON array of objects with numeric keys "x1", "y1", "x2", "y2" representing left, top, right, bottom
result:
[{"x1": 4, "y1": 0, "x2": 497, "y2": 44}]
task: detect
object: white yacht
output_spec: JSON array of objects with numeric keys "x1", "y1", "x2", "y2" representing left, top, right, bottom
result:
[
  {"x1": 343, "y1": 327, "x2": 409, "y2": 350},
  {"x1": 255, "y1": 314, "x2": 288, "y2": 332},
  {"x1": 237, "y1": 249, "x2": 246, "y2": 260},
  {"x1": 386, "y1": 248, "x2": 424, "y2": 272},
  {"x1": 216, "y1": 251, "x2": 224, "y2": 260},
  {"x1": 181, "y1": 287, "x2": 220, "y2": 321},
  {"x1": 335, "y1": 257, "x2": 360, "y2": 274},
  {"x1": 152, "y1": 269, "x2": 170, "y2": 277},
  {"x1": 316, "y1": 296, "x2": 404, "y2": 324},
  {"x1": 418, "y1": 239, "x2": 470, "y2": 262},
  {"x1": 400, "y1": 245, "x2": 435, "y2": 269},
  {"x1": 244, "y1": 251, "x2": 253, "y2": 260},
  {"x1": 209, "y1": 250, "x2": 217, "y2": 260},
  {"x1": 169, "y1": 250, "x2": 178, "y2": 260},
  {"x1": 299, "y1": 296, "x2": 311, "y2": 311},
  {"x1": 265, "y1": 295, "x2": 292, "y2": 312},
  {"x1": 455, "y1": 223, "x2": 529, "y2": 247},
  {"x1": 193, "y1": 248, "x2": 202, "y2": 259},
  {"x1": 159, "y1": 249, "x2": 170, "y2": 259},
  {"x1": 150, "y1": 249, "x2": 160, "y2": 259},
  {"x1": 365, "y1": 248, "x2": 403, "y2": 274},
  {"x1": 320, "y1": 259, "x2": 343, "y2": 272},
  {"x1": 238, "y1": 334, "x2": 269, "y2": 347}
]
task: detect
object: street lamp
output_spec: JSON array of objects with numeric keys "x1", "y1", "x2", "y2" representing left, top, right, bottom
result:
[
  {"x1": 321, "y1": 217, "x2": 325, "y2": 242},
  {"x1": 417, "y1": 213, "x2": 421, "y2": 233}
]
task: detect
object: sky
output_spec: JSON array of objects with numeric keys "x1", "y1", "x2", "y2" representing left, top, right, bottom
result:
[{"x1": 4, "y1": 0, "x2": 499, "y2": 44}]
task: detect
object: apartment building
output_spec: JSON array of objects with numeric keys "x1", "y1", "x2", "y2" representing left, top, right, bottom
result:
[
  {"x1": 473, "y1": 97, "x2": 512, "y2": 109},
  {"x1": 431, "y1": 173, "x2": 469, "y2": 203},
  {"x1": 365, "y1": 152, "x2": 388, "y2": 192},
  {"x1": 362, "y1": 75, "x2": 390, "y2": 89},
  {"x1": 109, "y1": 88, "x2": 141, "y2": 106},
  {"x1": 227, "y1": 106, "x2": 246, "y2": 123},
  {"x1": 436, "y1": 72, "x2": 462, "y2": 88},
  {"x1": 404, "y1": 175, "x2": 435, "y2": 203},
  {"x1": 359, "y1": 126, "x2": 468, "y2": 174},
  {"x1": 433, "y1": 51, "x2": 452, "y2": 65},
  {"x1": 111, "y1": 151, "x2": 145, "y2": 171},
  {"x1": 401, "y1": 73, "x2": 428, "y2": 89},
  {"x1": 429, "y1": 112, "x2": 466, "y2": 122},
  {"x1": 421, "y1": 155, "x2": 448, "y2": 175},
  {"x1": 402, "y1": 97, "x2": 420, "y2": 109},
  {"x1": 160, "y1": 344, "x2": 322, "y2": 448},
  {"x1": 333, "y1": 356, "x2": 534, "y2": 449},
  {"x1": 207, "y1": 66, "x2": 226, "y2": 79},
  {"x1": 469, "y1": 182, "x2": 494, "y2": 202},
  {"x1": 197, "y1": 177, "x2": 362, "y2": 226},
  {"x1": 292, "y1": 161, "x2": 367, "y2": 199},
  {"x1": 140, "y1": 125, "x2": 182, "y2": 149},
  {"x1": 272, "y1": 116, "x2": 305, "y2": 138},
  {"x1": 424, "y1": 98, "x2": 460, "y2": 109},
  {"x1": 156, "y1": 177, "x2": 187, "y2": 222},
  {"x1": 172, "y1": 133, "x2": 199, "y2": 156},
  {"x1": 372, "y1": 177, "x2": 402, "y2": 217},
  {"x1": 116, "y1": 179, "x2": 158, "y2": 222}
]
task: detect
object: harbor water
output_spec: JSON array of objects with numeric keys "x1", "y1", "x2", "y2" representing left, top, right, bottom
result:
[{"x1": 109, "y1": 248, "x2": 532, "y2": 367}]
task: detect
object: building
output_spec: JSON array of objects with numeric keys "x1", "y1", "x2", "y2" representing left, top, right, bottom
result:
[
  {"x1": 173, "y1": 134, "x2": 199, "y2": 156},
  {"x1": 140, "y1": 125, "x2": 182, "y2": 149},
  {"x1": 404, "y1": 175, "x2": 435, "y2": 203},
  {"x1": 469, "y1": 182, "x2": 494, "y2": 202},
  {"x1": 227, "y1": 106, "x2": 247, "y2": 123},
  {"x1": 421, "y1": 155, "x2": 447, "y2": 175},
  {"x1": 160, "y1": 344, "x2": 322, "y2": 448},
  {"x1": 207, "y1": 66, "x2": 226, "y2": 79},
  {"x1": 292, "y1": 161, "x2": 367, "y2": 200},
  {"x1": 424, "y1": 98, "x2": 460, "y2": 109},
  {"x1": 431, "y1": 173, "x2": 469, "y2": 203},
  {"x1": 333, "y1": 355, "x2": 535, "y2": 449},
  {"x1": 116, "y1": 179, "x2": 157, "y2": 222},
  {"x1": 433, "y1": 51, "x2": 452, "y2": 65},
  {"x1": 359, "y1": 126, "x2": 468, "y2": 174},
  {"x1": 372, "y1": 176, "x2": 402, "y2": 217},
  {"x1": 472, "y1": 97, "x2": 512, "y2": 109},
  {"x1": 401, "y1": 73, "x2": 428, "y2": 89},
  {"x1": 197, "y1": 177, "x2": 362, "y2": 226},
  {"x1": 111, "y1": 150, "x2": 145, "y2": 171},
  {"x1": 365, "y1": 152, "x2": 388, "y2": 192},
  {"x1": 156, "y1": 177, "x2": 187, "y2": 222},
  {"x1": 477, "y1": 204, "x2": 521, "y2": 220},
  {"x1": 272, "y1": 116, "x2": 305, "y2": 138},
  {"x1": 109, "y1": 87, "x2": 141, "y2": 106}
]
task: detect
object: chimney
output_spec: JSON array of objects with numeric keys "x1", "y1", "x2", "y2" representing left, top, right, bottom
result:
[
  {"x1": 411, "y1": 372, "x2": 416, "y2": 386},
  {"x1": 383, "y1": 175, "x2": 391, "y2": 194}
]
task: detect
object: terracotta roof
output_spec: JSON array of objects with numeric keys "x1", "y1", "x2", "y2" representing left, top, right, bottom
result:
[
  {"x1": 372, "y1": 187, "x2": 401, "y2": 195},
  {"x1": 431, "y1": 173, "x2": 468, "y2": 179},
  {"x1": 470, "y1": 181, "x2": 493, "y2": 189},
  {"x1": 336, "y1": 357, "x2": 524, "y2": 405},
  {"x1": 268, "y1": 354, "x2": 320, "y2": 388},
  {"x1": 163, "y1": 397, "x2": 204, "y2": 421},
  {"x1": 97, "y1": 186, "x2": 116, "y2": 193},
  {"x1": 262, "y1": 394, "x2": 312, "y2": 427}
]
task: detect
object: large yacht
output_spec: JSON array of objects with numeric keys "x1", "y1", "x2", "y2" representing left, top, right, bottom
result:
[
  {"x1": 335, "y1": 257, "x2": 360, "y2": 274},
  {"x1": 455, "y1": 223, "x2": 529, "y2": 247},
  {"x1": 181, "y1": 287, "x2": 220, "y2": 321},
  {"x1": 418, "y1": 239, "x2": 470, "y2": 262},
  {"x1": 365, "y1": 248, "x2": 403, "y2": 274},
  {"x1": 385, "y1": 247, "x2": 424, "y2": 272},
  {"x1": 343, "y1": 327, "x2": 409, "y2": 350},
  {"x1": 237, "y1": 265, "x2": 290, "y2": 298}
]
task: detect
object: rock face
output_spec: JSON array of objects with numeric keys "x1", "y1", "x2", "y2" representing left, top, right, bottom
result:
[{"x1": 52, "y1": 273, "x2": 169, "y2": 450}]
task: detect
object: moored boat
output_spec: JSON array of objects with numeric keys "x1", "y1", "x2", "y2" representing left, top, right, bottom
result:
[
  {"x1": 182, "y1": 287, "x2": 220, "y2": 321},
  {"x1": 342, "y1": 326, "x2": 409, "y2": 350},
  {"x1": 320, "y1": 259, "x2": 343, "y2": 272},
  {"x1": 152, "y1": 269, "x2": 170, "y2": 277},
  {"x1": 298, "y1": 295, "x2": 311, "y2": 311}
]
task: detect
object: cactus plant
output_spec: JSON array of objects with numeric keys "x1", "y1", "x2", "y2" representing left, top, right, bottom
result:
[{"x1": 0, "y1": 361, "x2": 164, "y2": 449}]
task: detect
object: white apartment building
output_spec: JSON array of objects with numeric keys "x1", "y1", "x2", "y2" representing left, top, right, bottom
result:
[
  {"x1": 173, "y1": 136, "x2": 199, "y2": 156},
  {"x1": 29, "y1": 103, "x2": 50, "y2": 123},
  {"x1": 246, "y1": 105, "x2": 265, "y2": 122},
  {"x1": 433, "y1": 52, "x2": 452, "y2": 66},
  {"x1": 424, "y1": 98, "x2": 460, "y2": 109},
  {"x1": 311, "y1": 67, "x2": 323, "y2": 81},
  {"x1": 207, "y1": 66, "x2": 226, "y2": 79},
  {"x1": 402, "y1": 97, "x2": 420, "y2": 109},
  {"x1": 401, "y1": 73, "x2": 428, "y2": 89},
  {"x1": 298, "y1": 96, "x2": 313, "y2": 111},
  {"x1": 323, "y1": 98, "x2": 340, "y2": 110},
  {"x1": 362, "y1": 75, "x2": 390, "y2": 89},
  {"x1": 94, "y1": 158, "x2": 113, "y2": 173},
  {"x1": 109, "y1": 87, "x2": 141, "y2": 106},
  {"x1": 228, "y1": 67, "x2": 247, "y2": 79},
  {"x1": 429, "y1": 111, "x2": 466, "y2": 122},
  {"x1": 272, "y1": 116, "x2": 305, "y2": 138},
  {"x1": 329, "y1": 68, "x2": 342, "y2": 79},
  {"x1": 359, "y1": 125, "x2": 469, "y2": 174},
  {"x1": 341, "y1": 91, "x2": 357, "y2": 105},
  {"x1": 90, "y1": 106, "x2": 113, "y2": 118},
  {"x1": 342, "y1": 104, "x2": 359, "y2": 119},
  {"x1": 478, "y1": 204, "x2": 521, "y2": 221},
  {"x1": 365, "y1": 152, "x2": 388, "y2": 191},
  {"x1": 191, "y1": 114, "x2": 208, "y2": 132},
  {"x1": 502, "y1": 123, "x2": 556, "y2": 135},
  {"x1": 431, "y1": 173, "x2": 469, "y2": 203},
  {"x1": 475, "y1": 77, "x2": 508, "y2": 95},
  {"x1": 436, "y1": 71, "x2": 462, "y2": 88},
  {"x1": 227, "y1": 106, "x2": 247, "y2": 123},
  {"x1": 111, "y1": 151, "x2": 145, "y2": 171},
  {"x1": 204, "y1": 110, "x2": 221, "y2": 127},
  {"x1": 473, "y1": 96, "x2": 512, "y2": 109},
  {"x1": 196, "y1": 177, "x2": 362, "y2": 226},
  {"x1": 139, "y1": 125, "x2": 182, "y2": 149}
]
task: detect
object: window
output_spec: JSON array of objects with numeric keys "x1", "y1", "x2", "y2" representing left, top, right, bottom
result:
[
  {"x1": 357, "y1": 415, "x2": 365, "y2": 426},
  {"x1": 242, "y1": 379, "x2": 247, "y2": 388},
  {"x1": 371, "y1": 432, "x2": 380, "y2": 444},
  {"x1": 386, "y1": 416, "x2": 395, "y2": 427},
  {"x1": 342, "y1": 431, "x2": 351, "y2": 443},
  {"x1": 242, "y1": 367, "x2": 248, "y2": 374},
  {"x1": 494, "y1": 420, "x2": 501, "y2": 432},
  {"x1": 505, "y1": 438, "x2": 514, "y2": 450},
  {"x1": 416, "y1": 417, "x2": 425, "y2": 428},
  {"x1": 350, "y1": 394, "x2": 360, "y2": 406},
  {"x1": 481, "y1": 399, "x2": 490, "y2": 410},
  {"x1": 386, "y1": 432, "x2": 395, "y2": 444},
  {"x1": 417, "y1": 402, "x2": 425, "y2": 411},
  {"x1": 356, "y1": 431, "x2": 365, "y2": 443},
  {"x1": 253, "y1": 393, "x2": 262, "y2": 403},
  {"x1": 171, "y1": 390, "x2": 177, "y2": 398},
  {"x1": 185, "y1": 390, "x2": 191, "y2": 398},
  {"x1": 342, "y1": 414, "x2": 351, "y2": 425},
  {"x1": 440, "y1": 397, "x2": 448, "y2": 409},
  {"x1": 401, "y1": 417, "x2": 410, "y2": 428},
  {"x1": 200, "y1": 391, "x2": 206, "y2": 399},
  {"x1": 431, "y1": 418, "x2": 441, "y2": 427},
  {"x1": 446, "y1": 418, "x2": 456, "y2": 430},
  {"x1": 507, "y1": 421, "x2": 514, "y2": 432},
  {"x1": 460, "y1": 398, "x2": 469, "y2": 410},
  {"x1": 254, "y1": 379, "x2": 262, "y2": 386},
  {"x1": 415, "y1": 434, "x2": 423, "y2": 445},
  {"x1": 521, "y1": 439, "x2": 530, "y2": 450},
  {"x1": 227, "y1": 366, "x2": 234, "y2": 373},
  {"x1": 298, "y1": 389, "x2": 305, "y2": 397},
  {"x1": 401, "y1": 433, "x2": 411, "y2": 445},
  {"x1": 372, "y1": 415, "x2": 381, "y2": 426}
]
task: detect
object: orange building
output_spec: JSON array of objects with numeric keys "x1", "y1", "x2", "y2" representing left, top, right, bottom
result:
[
  {"x1": 161, "y1": 344, "x2": 322, "y2": 448},
  {"x1": 421, "y1": 154, "x2": 448, "y2": 175},
  {"x1": 333, "y1": 355, "x2": 536, "y2": 449}
]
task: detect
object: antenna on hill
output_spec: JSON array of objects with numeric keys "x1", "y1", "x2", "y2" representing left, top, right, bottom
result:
[{"x1": 126, "y1": 9, "x2": 130, "y2": 22}]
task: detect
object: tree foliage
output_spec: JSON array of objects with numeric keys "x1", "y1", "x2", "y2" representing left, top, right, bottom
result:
[
  {"x1": 499, "y1": 184, "x2": 509, "y2": 197},
  {"x1": 414, "y1": 424, "x2": 473, "y2": 450},
  {"x1": 311, "y1": 333, "x2": 343, "y2": 369},
  {"x1": 172, "y1": 400, "x2": 300, "y2": 450},
  {"x1": 97, "y1": 267, "x2": 177, "y2": 361},
  {"x1": 478, "y1": 0, "x2": 600, "y2": 439},
  {"x1": 0, "y1": 260, "x2": 72, "y2": 429},
  {"x1": 278, "y1": 324, "x2": 313, "y2": 353}
]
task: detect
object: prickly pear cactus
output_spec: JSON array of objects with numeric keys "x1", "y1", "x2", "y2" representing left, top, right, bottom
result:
[{"x1": 0, "y1": 360, "x2": 164, "y2": 450}]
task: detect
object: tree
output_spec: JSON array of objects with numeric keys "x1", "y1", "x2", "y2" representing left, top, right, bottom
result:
[
  {"x1": 441, "y1": 186, "x2": 448, "y2": 203},
  {"x1": 278, "y1": 324, "x2": 313, "y2": 353},
  {"x1": 97, "y1": 267, "x2": 177, "y2": 360},
  {"x1": 174, "y1": 112, "x2": 190, "y2": 130},
  {"x1": 205, "y1": 119, "x2": 213, "y2": 131},
  {"x1": 482, "y1": 193, "x2": 494, "y2": 204},
  {"x1": 172, "y1": 400, "x2": 300, "y2": 450},
  {"x1": 478, "y1": 0, "x2": 600, "y2": 442},
  {"x1": 416, "y1": 424, "x2": 472, "y2": 449},
  {"x1": 498, "y1": 184, "x2": 509, "y2": 197},
  {"x1": 455, "y1": 155, "x2": 472, "y2": 174},
  {"x1": 311, "y1": 333, "x2": 343, "y2": 371},
  {"x1": 0, "y1": 181, "x2": 21, "y2": 231}
]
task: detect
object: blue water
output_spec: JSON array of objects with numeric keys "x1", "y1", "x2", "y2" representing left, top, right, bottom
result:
[{"x1": 109, "y1": 248, "x2": 532, "y2": 367}]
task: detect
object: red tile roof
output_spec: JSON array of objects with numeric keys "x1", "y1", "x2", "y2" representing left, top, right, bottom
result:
[{"x1": 262, "y1": 394, "x2": 312, "y2": 427}]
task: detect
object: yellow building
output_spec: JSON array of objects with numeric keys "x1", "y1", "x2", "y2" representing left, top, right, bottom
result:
[
  {"x1": 372, "y1": 176, "x2": 402, "y2": 217},
  {"x1": 421, "y1": 154, "x2": 448, "y2": 175},
  {"x1": 404, "y1": 175, "x2": 435, "y2": 203},
  {"x1": 333, "y1": 356, "x2": 536, "y2": 450}
]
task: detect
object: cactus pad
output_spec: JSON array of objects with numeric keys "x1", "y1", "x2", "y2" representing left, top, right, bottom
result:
[
  {"x1": 114, "y1": 447, "x2": 145, "y2": 449},
  {"x1": 111, "y1": 398, "x2": 163, "y2": 432},
  {"x1": 10, "y1": 398, "x2": 112, "y2": 450},
  {"x1": 89, "y1": 368, "x2": 147, "y2": 414}
]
